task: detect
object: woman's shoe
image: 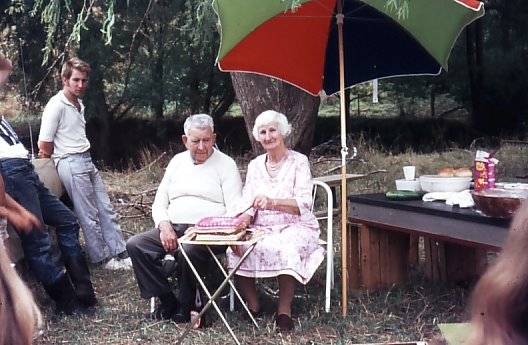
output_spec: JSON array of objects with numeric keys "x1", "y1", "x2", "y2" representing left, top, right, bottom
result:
[
  {"x1": 275, "y1": 314, "x2": 294, "y2": 332},
  {"x1": 242, "y1": 308, "x2": 262, "y2": 321}
]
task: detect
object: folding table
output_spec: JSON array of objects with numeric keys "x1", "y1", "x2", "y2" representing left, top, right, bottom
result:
[{"x1": 176, "y1": 228, "x2": 263, "y2": 345}]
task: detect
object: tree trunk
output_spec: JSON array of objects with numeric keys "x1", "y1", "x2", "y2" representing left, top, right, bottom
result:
[
  {"x1": 152, "y1": 25, "x2": 165, "y2": 120},
  {"x1": 466, "y1": 21, "x2": 484, "y2": 131},
  {"x1": 230, "y1": 73, "x2": 320, "y2": 157},
  {"x1": 430, "y1": 84, "x2": 436, "y2": 118}
]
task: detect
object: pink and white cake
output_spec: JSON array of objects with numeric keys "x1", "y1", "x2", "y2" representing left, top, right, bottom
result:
[
  {"x1": 191, "y1": 216, "x2": 248, "y2": 241},
  {"x1": 195, "y1": 216, "x2": 245, "y2": 230}
]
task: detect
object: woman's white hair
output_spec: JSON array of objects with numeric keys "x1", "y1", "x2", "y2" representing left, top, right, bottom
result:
[
  {"x1": 184, "y1": 114, "x2": 214, "y2": 135},
  {"x1": 252, "y1": 110, "x2": 292, "y2": 141}
]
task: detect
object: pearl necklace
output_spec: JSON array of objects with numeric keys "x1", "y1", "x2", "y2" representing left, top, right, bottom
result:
[{"x1": 266, "y1": 153, "x2": 287, "y2": 172}]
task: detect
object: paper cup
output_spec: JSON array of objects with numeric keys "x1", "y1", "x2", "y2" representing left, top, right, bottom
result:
[{"x1": 403, "y1": 166, "x2": 416, "y2": 180}]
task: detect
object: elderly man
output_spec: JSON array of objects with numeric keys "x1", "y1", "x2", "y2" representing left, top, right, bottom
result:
[
  {"x1": 126, "y1": 114, "x2": 242, "y2": 323},
  {"x1": 0, "y1": 52, "x2": 97, "y2": 315},
  {"x1": 38, "y1": 57, "x2": 130, "y2": 269}
]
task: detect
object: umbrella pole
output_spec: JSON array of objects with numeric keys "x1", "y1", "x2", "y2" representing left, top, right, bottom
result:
[{"x1": 336, "y1": 0, "x2": 348, "y2": 318}]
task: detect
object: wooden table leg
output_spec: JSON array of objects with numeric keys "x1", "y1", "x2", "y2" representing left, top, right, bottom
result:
[
  {"x1": 359, "y1": 225, "x2": 409, "y2": 290},
  {"x1": 425, "y1": 238, "x2": 489, "y2": 284},
  {"x1": 346, "y1": 222, "x2": 360, "y2": 289}
]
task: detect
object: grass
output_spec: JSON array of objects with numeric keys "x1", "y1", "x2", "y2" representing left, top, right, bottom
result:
[{"x1": 27, "y1": 141, "x2": 527, "y2": 345}]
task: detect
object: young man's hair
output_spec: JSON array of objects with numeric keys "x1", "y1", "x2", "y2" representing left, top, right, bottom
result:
[{"x1": 61, "y1": 57, "x2": 90, "y2": 79}]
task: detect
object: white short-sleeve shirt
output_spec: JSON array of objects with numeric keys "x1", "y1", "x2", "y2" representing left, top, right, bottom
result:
[{"x1": 39, "y1": 91, "x2": 90, "y2": 161}]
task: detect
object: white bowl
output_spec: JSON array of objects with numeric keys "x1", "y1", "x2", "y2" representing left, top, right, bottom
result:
[
  {"x1": 395, "y1": 179, "x2": 422, "y2": 192},
  {"x1": 419, "y1": 175, "x2": 471, "y2": 193}
]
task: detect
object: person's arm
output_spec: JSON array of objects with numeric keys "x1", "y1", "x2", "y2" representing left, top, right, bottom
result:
[
  {"x1": 0, "y1": 175, "x2": 41, "y2": 232},
  {"x1": 152, "y1": 159, "x2": 178, "y2": 252},
  {"x1": 252, "y1": 195, "x2": 300, "y2": 215},
  {"x1": 151, "y1": 160, "x2": 174, "y2": 226},
  {"x1": 38, "y1": 98, "x2": 62, "y2": 158},
  {"x1": 158, "y1": 220, "x2": 178, "y2": 253},
  {"x1": 219, "y1": 156, "x2": 244, "y2": 215},
  {"x1": 2, "y1": 194, "x2": 43, "y2": 233},
  {"x1": 0, "y1": 52, "x2": 12, "y2": 87},
  {"x1": 289, "y1": 153, "x2": 314, "y2": 215},
  {"x1": 38, "y1": 140, "x2": 54, "y2": 158}
]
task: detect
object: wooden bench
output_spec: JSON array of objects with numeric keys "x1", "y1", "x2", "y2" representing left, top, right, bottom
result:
[{"x1": 346, "y1": 193, "x2": 510, "y2": 290}]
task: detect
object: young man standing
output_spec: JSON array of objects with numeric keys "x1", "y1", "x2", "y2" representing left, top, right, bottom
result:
[
  {"x1": 38, "y1": 57, "x2": 131, "y2": 269},
  {"x1": 1, "y1": 52, "x2": 97, "y2": 315}
]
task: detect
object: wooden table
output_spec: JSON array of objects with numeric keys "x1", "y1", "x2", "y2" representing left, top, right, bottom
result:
[
  {"x1": 313, "y1": 174, "x2": 365, "y2": 215},
  {"x1": 347, "y1": 193, "x2": 510, "y2": 290},
  {"x1": 314, "y1": 173, "x2": 366, "y2": 186}
]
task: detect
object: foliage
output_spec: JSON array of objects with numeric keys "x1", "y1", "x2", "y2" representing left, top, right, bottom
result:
[
  {"x1": 282, "y1": 0, "x2": 409, "y2": 18},
  {"x1": 29, "y1": 0, "x2": 116, "y2": 64},
  {"x1": 1, "y1": 0, "x2": 528, "y2": 148},
  {"x1": 384, "y1": 0, "x2": 409, "y2": 19},
  {"x1": 475, "y1": 0, "x2": 528, "y2": 134}
]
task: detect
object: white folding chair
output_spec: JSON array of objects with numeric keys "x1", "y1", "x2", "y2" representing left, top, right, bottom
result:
[
  {"x1": 228, "y1": 179, "x2": 334, "y2": 312},
  {"x1": 311, "y1": 179, "x2": 334, "y2": 313}
]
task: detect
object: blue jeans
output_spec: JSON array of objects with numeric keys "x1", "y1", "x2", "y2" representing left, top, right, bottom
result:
[
  {"x1": 0, "y1": 158, "x2": 83, "y2": 285},
  {"x1": 57, "y1": 152, "x2": 126, "y2": 263}
]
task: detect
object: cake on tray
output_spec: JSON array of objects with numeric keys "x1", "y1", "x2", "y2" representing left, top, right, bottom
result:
[{"x1": 191, "y1": 216, "x2": 248, "y2": 241}]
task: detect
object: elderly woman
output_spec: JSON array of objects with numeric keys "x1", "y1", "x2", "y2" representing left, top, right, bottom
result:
[{"x1": 228, "y1": 110, "x2": 324, "y2": 332}]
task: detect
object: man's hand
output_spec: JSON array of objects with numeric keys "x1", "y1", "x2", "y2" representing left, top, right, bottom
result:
[
  {"x1": 37, "y1": 140, "x2": 54, "y2": 158},
  {"x1": 0, "y1": 205, "x2": 43, "y2": 233},
  {"x1": 158, "y1": 220, "x2": 178, "y2": 252}
]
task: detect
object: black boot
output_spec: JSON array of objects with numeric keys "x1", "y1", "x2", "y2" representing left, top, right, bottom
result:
[
  {"x1": 43, "y1": 274, "x2": 91, "y2": 315},
  {"x1": 63, "y1": 255, "x2": 98, "y2": 307}
]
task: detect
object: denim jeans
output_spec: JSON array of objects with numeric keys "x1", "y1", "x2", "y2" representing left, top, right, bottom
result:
[
  {"x1": 57, "y1": 152, "x2": 126, "y2": 263},
  {"x1": 0, "y1": 158, "x2": 83, "y2": 285}
]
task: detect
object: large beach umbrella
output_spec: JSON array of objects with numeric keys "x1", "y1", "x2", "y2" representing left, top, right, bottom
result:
[{"x1": 213, "y1": 0, "x2": 485, "y2": 316}]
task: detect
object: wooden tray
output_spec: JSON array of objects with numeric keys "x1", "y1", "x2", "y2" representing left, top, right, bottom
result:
[{"x1": 180, "y1": 228, "x2": 264, "y2": 246}]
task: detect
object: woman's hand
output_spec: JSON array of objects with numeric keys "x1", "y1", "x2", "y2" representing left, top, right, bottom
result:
[
  {"x1": 230, "y1": 243, "x2": 249, "y2": 257},
  {"x1": 253, "y1": 195, "x2": 276, "y2": 210},
  {"x1": 237, "y1": 213, "x2": 253, "y2": 227}
]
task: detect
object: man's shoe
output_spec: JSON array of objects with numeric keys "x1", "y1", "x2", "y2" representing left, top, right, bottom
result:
[
  {"x1": 170, "y1": 306, "x2": 191, "y2": 323},
  {"x1": 150, "y1": 300, "x2": 179, "y2": 320},
  {"x1": 242, "y1": 308, "x2": 262, "y2": 321},
  {"x1": 104, "y1": 257, "x2": 132, "y2": 270},
  {"x1": 117, "y1": 257, "x2": 133, "y2": 270},
  {"x1": 117, "y1": 250, "x2": 129, "y2": 259}
]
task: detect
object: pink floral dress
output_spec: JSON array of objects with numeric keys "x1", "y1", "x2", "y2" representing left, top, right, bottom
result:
[{"x1": 227, "y1": 150, "x2": 325, "y2": 284}]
